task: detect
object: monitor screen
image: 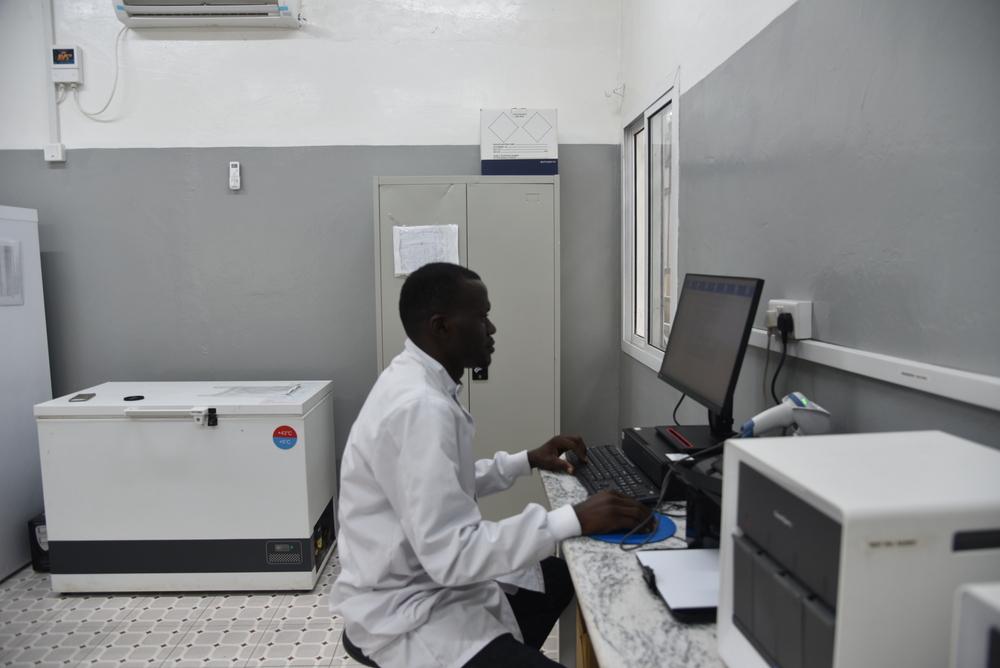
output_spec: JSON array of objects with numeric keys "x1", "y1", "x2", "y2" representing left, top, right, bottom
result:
[{"x1": 658, "y1": 274, "x2": 764, "y2": 414}]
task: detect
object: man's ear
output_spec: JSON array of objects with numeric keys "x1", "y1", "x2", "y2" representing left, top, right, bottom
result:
[{"x1": 428, "y1": 313, "x2": 449, "y2": 338}]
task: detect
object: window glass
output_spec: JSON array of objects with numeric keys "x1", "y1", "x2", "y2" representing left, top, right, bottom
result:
[
  {"x1": 648, "y1": 103, "x2": 672, "y2": 350},
  {"x1": 633, "y1": 127, "x2": 647, "y2": 339}
]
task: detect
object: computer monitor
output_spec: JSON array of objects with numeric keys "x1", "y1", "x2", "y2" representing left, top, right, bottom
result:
[{"x1": 657, "y1": 273, "x2": 764, "y2": 449}]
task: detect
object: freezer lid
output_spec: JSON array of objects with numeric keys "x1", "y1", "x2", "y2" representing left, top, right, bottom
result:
[{"x1": 34, "y1": 381, "x2": 333, "y2": 418}]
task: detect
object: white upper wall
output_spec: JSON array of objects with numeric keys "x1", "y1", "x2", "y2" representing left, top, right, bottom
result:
[
  {"x1": 0, "y1": 0, "x2": 621, "y2": 149},
  {"x1": 619, "y1": 0, "x2": 797, "y2": 122}
]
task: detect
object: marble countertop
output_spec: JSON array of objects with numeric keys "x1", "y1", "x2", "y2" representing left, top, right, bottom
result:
[{"x1": 541, "y1": 470, "x2": 722, "y2": 668}]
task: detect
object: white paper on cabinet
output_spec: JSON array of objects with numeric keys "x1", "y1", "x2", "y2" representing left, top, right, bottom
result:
[{"x1": 393, "y1": 225, "x2": 460, "y2": 277}]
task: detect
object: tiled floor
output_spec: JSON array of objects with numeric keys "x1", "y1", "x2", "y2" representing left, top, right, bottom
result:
[{"x1": 0, "y1": 552, "x2": 559, "y2": 667}]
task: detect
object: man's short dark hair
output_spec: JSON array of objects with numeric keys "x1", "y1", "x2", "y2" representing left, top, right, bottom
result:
[{"x1": 399, "y1": 262, "x2": 482, "y2": 339}]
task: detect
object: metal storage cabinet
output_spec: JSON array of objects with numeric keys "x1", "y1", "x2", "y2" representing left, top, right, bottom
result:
[{"x1": 374, "y1": 176, "x2": 559, "y2": 521}]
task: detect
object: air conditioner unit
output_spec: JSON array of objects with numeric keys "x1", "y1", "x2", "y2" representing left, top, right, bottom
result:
[{"x1": 113, "y1": 0, "x2": 300, "y2": 29}]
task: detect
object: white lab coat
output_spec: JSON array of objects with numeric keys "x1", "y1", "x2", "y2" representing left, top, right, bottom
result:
[{"x1": 330, "y1": 339, "x2": 581, "y2": 668}]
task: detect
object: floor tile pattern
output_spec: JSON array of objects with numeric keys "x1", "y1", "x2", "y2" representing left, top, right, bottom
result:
[{"x1": 1, "y1": 552, "x2": 559, "y2": 667}]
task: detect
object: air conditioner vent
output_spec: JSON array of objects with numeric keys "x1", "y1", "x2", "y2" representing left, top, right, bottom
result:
[
  {"x1": 113, "y1": 0, "x2": 300, "y2": 28},
  {"x1": 135, "y1": 11, "x2": 273, "y2": 17}
]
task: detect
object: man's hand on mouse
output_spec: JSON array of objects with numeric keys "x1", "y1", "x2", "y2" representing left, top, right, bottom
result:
[
  {"x1": 573, "y1": 491, "x2": 655, "y2": 535},
  {"x1": 527, "y1": 435, "x2": 588, "y2": 475}
]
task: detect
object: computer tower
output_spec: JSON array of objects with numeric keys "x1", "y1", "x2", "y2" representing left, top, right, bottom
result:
[{"x1": 620, "y1": 426, "x2": 688, "y2": 501}]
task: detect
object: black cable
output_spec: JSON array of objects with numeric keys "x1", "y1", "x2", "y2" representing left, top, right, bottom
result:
[
  {"x1": 672, "y1": 393, "x2": 686, "y2": 426},
  {"x1": 770, "y1": 334, "x2": 787, "y2": 404},
  {"x1": 761, "y1": 331, "x2": 772, "y2": 403},
  {"x1": 770, "y1": 314, "x2": 793, "y2": 404},
  {"x1": 619, "y1": 470, "x2": 674, "y2": 552},
  {"x1": 685, "y1": 439, "x2": 726, "y2": 461}
]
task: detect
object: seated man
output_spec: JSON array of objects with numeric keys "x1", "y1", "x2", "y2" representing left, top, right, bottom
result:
[{"x1": 330, "y1": 262, "x2": 651, "y2": 668}]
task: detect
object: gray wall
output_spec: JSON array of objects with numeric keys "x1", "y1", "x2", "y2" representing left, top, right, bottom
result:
[
  {"x1": 0, "y1": 145, "x2": 621, "y2": 463},
  {"x1": 622, "y1": 0, "x2": 1000, "y2": 446}
]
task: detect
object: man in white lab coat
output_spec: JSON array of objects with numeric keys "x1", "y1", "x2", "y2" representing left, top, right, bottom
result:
[{"x1": 331, "y1": 262, "x2": 651, "y2": 668}]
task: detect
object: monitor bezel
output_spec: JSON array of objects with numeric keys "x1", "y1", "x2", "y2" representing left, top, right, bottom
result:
[{"x1": 656, "y1": 273, "x2": 765, "y2": 417}]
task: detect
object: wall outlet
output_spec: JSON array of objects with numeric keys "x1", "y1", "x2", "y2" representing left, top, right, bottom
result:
[{"x1": 767, "y1": 299, "x2": 813, "y2": 339}]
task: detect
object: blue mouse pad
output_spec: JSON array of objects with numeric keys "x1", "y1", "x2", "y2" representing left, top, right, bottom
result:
[{"x1": 589, "y1": 513, "x2": 676, "y2": 545}]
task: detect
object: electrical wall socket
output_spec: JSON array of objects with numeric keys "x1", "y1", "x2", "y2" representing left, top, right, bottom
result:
[{"x1": 767, "y1": 299, "x2": 813, "y2": 339}]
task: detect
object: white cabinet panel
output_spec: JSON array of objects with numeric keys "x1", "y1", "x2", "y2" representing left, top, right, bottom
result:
[{"x1": 467, "y1": 183, "x2": 557, "y2": 520}]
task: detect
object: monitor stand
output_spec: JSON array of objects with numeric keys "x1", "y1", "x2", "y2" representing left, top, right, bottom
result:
[{"x1": 654, "y1": 425, "x2": 728, "y2": 452}]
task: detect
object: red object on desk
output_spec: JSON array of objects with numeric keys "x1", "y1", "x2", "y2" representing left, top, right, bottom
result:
[{"x1": 666, "y1": 427, "x2": 696, "y2": 449}]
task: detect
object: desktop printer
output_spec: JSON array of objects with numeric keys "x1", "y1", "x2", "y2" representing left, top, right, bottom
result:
[{"x1": 717, "y1": 431, "x2": 1000, "y2": 668}]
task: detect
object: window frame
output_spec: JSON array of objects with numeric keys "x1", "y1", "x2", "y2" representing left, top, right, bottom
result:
[{"x1": 621, "y1": 86, "x2": 680, "y2": 372}]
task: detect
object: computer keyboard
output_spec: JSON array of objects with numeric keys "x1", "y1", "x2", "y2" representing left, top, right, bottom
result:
[{"x1": 567, "y1": 444, "x2": 661, "y2": 506}]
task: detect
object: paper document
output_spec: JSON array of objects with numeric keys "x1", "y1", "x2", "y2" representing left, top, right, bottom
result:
[
  {"x1": 393, "y1": 225, "x2": 460, "y2": 277},
  {"x1": 637, "y1": 549, "x2": 720, "y2": 611}
]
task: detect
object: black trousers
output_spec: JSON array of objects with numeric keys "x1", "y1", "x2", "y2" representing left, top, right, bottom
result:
[{"x1": 462, "y1": 556, "x2": 575, "y2": 668}]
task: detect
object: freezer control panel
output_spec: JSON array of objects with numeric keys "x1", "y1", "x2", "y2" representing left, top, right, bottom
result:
[{"x1": 266, "y1": 541, "x2": 304, "y2": 566}]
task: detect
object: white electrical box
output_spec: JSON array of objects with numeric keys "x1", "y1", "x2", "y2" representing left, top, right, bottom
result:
[
  {"x1": 50, "y1": 46, "x2": 82, "y2": 84},
  {"x1": 43, "y1": 144, "x2": 66, "y2": 163},
  {"x1": 767, "y1": 299, "x2": 813, "y2": 339},
  {"x1": 229, "y1": 161, "x2": 241, "y2": 191},
  {"x1": 35, "y1": 381, "x2": 337, "y2": 592}
]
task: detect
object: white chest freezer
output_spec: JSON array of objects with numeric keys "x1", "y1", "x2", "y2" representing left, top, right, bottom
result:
[{"x1": 34, "y1": 381, "x2": 337, "y2": 592}]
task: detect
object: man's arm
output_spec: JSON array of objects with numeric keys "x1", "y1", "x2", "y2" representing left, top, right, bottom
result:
[
  {"x1": 473, "y1": 450, "x2": 531, "y2": 498},
  {"x1": 474, "y1": 434, "x2": 590, "y2": 498}
]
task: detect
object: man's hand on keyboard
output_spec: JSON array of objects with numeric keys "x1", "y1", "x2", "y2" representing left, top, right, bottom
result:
[
  {"x1": 573, "y1": 491, "x2": 654, "y2": 535},
  {"x1": 528, "y1": 435, "x2": 589, "y2": 474}
]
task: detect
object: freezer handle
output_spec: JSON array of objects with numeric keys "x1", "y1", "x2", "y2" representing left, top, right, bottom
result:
[{"x1": 123, "y1": 407, "x2": 217, "y2": 425}]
